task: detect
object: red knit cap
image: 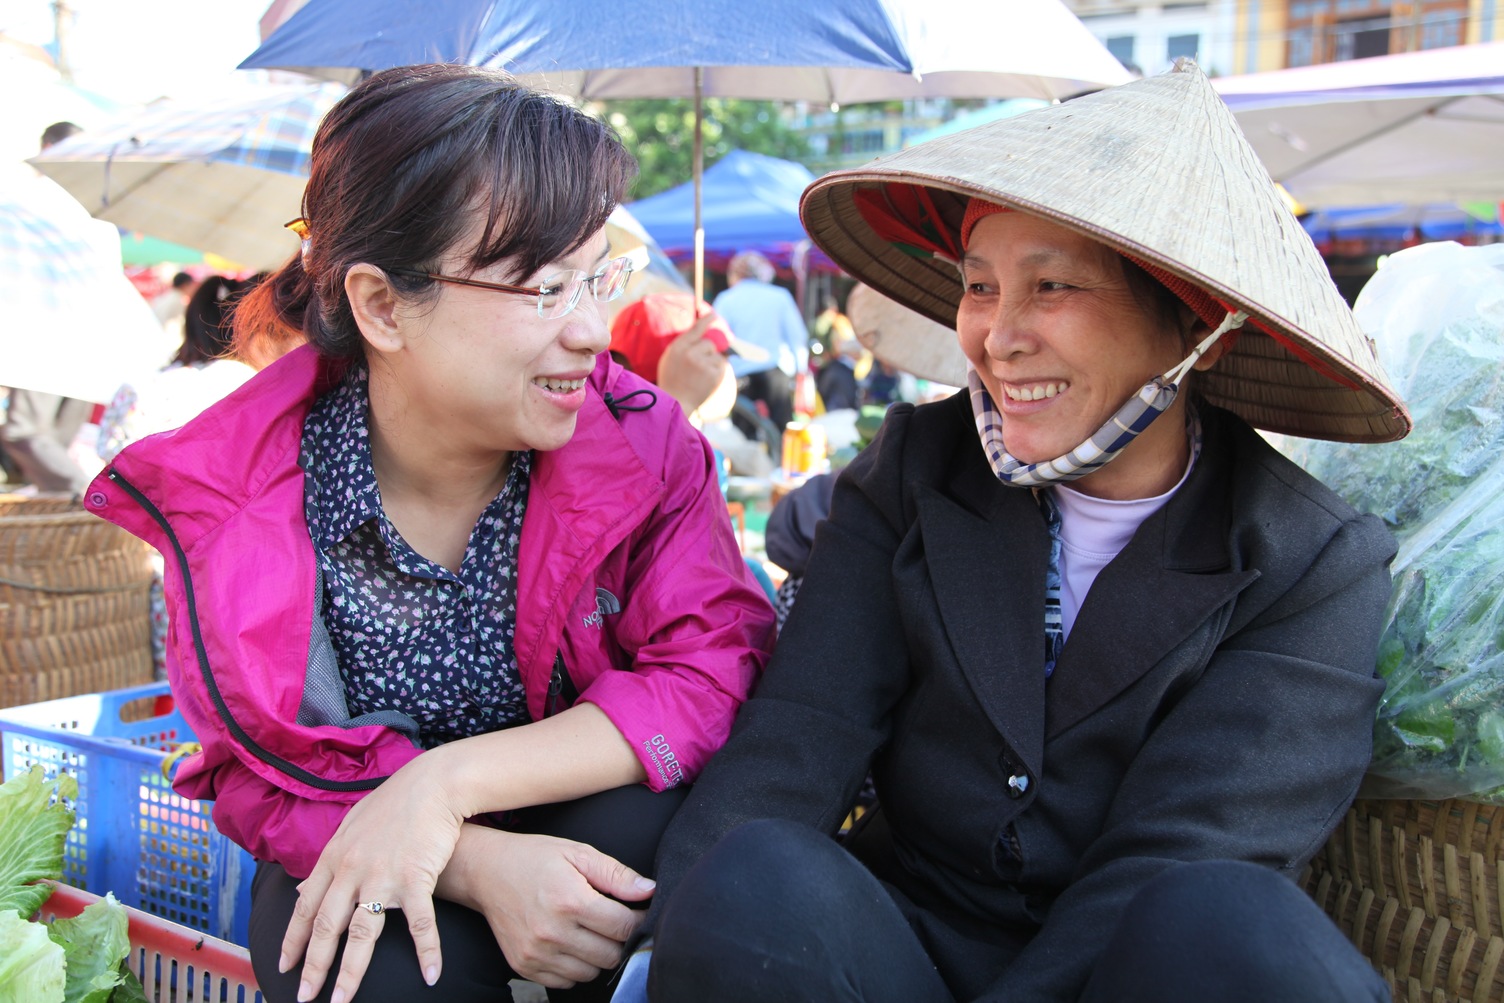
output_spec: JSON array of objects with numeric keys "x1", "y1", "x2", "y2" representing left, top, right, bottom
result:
[
  {"x1": 960, "y1": 198, "x2": 1233, "y2": 332},
  {"x1": 960, "y1": 198, "x2": 1011, "y2": 248}
]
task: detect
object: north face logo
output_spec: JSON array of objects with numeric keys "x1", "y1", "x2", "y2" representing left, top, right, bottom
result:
[{"x1": 582, "y1": 587, "x2": 621, "y2": 629}]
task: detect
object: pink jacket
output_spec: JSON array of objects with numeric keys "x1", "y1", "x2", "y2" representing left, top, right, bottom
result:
[{"x1": 86, "y1": 345, "x2": 774, "y2": 879}]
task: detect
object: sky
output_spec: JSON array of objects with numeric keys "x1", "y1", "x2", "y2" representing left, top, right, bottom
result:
[{"x1": 3, "y1": 0, "x2": 273, "y2": 104}]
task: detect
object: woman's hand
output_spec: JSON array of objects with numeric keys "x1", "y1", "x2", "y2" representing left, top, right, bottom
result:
[
  {"x1": 279, "y1": 756, "x2": 467, "y2": 1003},
  {"x1": 443, "y1": 825, "x2": 657, "y2": 989}
]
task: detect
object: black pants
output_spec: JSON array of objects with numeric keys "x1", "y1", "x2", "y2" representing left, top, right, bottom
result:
[
  {"x1": 250, "y1": 784, "x2": 689, "y2": 1003},
  {"x1": 739, "y1": 369, "x2": 794, "y2": 433},
  {"x1": 648, "y1": 819, "x2": 1390, "y2": 1003}
]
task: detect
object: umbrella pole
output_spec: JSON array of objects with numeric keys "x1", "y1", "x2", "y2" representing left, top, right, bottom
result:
[{"x1": 693, "y1": 66, "x2": 704, "y2": 304}]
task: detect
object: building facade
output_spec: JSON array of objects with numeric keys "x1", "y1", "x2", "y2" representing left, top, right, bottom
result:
[
  {"x1": 1071, "y1": 1, "x2": 1241, "y2": 75},
  {"x1": 1066, "y1": 0, "x2": 1502, "y2": 74}
]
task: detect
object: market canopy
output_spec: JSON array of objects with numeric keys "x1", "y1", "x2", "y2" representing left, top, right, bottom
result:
[
  {"x1": 1214, "y1": 41, "x2": 1504, "y2": 207},
  {"x1": 626, "y1": 150, "x2": 817, "y2": 267}
]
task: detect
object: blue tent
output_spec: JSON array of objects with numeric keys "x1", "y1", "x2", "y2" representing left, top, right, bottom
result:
[{"x1": 626, "y1": 151, "x2": 816, "y2": 262}]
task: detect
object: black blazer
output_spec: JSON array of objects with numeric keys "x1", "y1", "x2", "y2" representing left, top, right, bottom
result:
[{"x1": 651, "y1": 392, "x2": 1394, "y2": 1002}]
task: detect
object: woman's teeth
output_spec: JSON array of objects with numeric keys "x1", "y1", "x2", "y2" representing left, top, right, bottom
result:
[
  {"x1": 1005, "y1": 382, "x2": 1066, "y2": 402},
  {"x1": 535, "y1": 377, "x2": 585, "y2": 392}
]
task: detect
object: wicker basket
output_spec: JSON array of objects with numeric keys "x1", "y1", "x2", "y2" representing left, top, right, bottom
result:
[
  {"x1": 0, "y1": 494, "x2": 154, "y2": 709},
  {"x1": 1302, "y1": 798, "x2": 1504, "y2": 1003}
]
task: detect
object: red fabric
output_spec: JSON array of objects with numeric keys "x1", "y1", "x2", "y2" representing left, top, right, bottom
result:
[
  {"x1": 852, "y1": 184, "x2": 963, "y2": 260},
  {"x1": 1120, "y1": 254, "x2": 1232, "y2": 333},
  {"x1": 960, "y1": 198, "x2": 1011, "y2": 248},
  {"x1": 609, "y1": 293, "x2": 730, "y2": 384}
]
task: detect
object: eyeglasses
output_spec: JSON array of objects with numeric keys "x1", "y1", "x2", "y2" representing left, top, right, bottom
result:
[{"x1": 388, "y1": 255, "x2": 635, "y2": 320}]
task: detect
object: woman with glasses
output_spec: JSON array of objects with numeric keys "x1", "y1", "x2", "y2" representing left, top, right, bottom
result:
[{"x1": 84, "y1": 64, "x2": 774, "y2": 1003}]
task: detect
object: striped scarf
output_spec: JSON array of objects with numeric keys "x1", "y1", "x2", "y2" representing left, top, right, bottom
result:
[{"x1": 973, "y1": 384, "x2": 1207, "y2": 678}]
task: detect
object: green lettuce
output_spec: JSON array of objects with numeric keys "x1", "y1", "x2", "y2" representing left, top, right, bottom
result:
[
  {"x1": 0, "y1": 908, "x2": 66, "y2": 1002},
  {"x1": 49, "y1": 894, "x2": 132, "y2": 1003},
  {"x1": 0, "y1": 768, "x2": 143, "y2": 1002},
  {"x1": 0, "y1": 767, "x2": 77, "y2": 918},
  {"x1": 1279, "y1": 243, "x2": 1504, "y2": 801}
]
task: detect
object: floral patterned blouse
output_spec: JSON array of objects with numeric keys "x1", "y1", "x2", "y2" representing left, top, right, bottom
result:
[{"x1": 300, "y1": 366, "x2": 531, "y2": 749}]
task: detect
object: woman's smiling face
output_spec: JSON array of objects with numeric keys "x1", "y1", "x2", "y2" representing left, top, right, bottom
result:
[
  {"x1": 956, "y1": 211, "x2": 1201, "y2": 499},
  {"x1": 374, "y1": 225, "x2": 614, "y2": 457}
]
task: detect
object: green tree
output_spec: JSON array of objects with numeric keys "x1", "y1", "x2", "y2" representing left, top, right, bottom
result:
[{"x1": 597, "y1": 98, "x2": 812, "y2": 200}]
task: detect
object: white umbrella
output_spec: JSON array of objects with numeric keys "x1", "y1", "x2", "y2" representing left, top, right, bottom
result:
[
  {"x1": 28, "y1": 82, "x2": 347, "y2": 271},
  {"x1": 0, "y1": 166, "x2": 166, "y2": 403},
  {"x1": 0, "y1": 39, "x2": 128, "y2": 166},
  {"x1": 243, "y1": 0, "x2": 1132, "y2": 299},
  {"x1": 1214, "y1": 41, "x2": 1504, "y2": 207}
]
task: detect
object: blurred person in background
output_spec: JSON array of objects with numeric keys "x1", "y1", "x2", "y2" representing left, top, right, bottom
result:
[
  {"x1": 150, "y1": 270, "x2": 200, "y2": 336},
  {"x1": 97, "y1": 274, "x2": 256, "y2": 461},
  {"x1": 40, "y1": 120, "x2": 82, "y2": 149},
  {"x1": 713, "y1": 250, "x2": 807, "y2": 431},
  {"x1": 815, "y1": 328, "x2": 864, "y2": 413},
  {"x1": 0, "y1": 121, "x2": 94, "y2": 495}
]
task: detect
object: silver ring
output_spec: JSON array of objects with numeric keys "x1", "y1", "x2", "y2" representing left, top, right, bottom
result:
[{"x1": 358, "y1": 901, "x2": 384, "y2": 915}]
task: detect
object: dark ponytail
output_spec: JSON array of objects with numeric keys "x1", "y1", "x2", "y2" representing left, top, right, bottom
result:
[{"x1": 175, "y1": 275, "x2": 246, "y2": 366}]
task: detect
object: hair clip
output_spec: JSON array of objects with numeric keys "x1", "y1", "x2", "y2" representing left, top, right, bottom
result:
[{"x1": 285, "y1": 217, "x2": 312, "y2": 259}]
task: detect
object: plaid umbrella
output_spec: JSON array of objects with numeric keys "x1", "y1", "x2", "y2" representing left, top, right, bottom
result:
[
  {"x1": 0, "y1": 166, "x2": 169, "y2": 402},
  {"x1": 28, "y1": 82, "x2": 346, "y2": 271}
]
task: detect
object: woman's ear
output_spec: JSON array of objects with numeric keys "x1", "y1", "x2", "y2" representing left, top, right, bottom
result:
[
  {"x1": 346, "y1": 264, "x2": 405, "y2": 356},
  {"x1": 1194, "y1": 335, "x2": 1231, "y2": 371},
  {"x1": 1181, "y1": 311, "x2": 1232, "y2": 372}
]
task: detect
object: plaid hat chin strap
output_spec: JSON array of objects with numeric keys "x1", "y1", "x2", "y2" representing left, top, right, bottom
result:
[{"x1": 973, "y1": 310, "x2": 1246, "y2": 488}]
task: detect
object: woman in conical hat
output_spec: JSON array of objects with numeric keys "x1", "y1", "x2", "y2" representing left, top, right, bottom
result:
[{"x1": 642, "y1": 63, "x2": 1407, "y2": 1003}]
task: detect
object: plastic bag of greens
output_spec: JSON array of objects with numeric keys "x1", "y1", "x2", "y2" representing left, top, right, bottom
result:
[{"x1": 1281, "y1": 241, "x2": 1504, "y2": 802}]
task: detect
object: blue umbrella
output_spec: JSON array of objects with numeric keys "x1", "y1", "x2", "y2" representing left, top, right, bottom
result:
[
  {"x1": 243, "y1": 0, "x2": 1129, "y2": 297},
  {"x1": 243, "y1": 0, "x2": 1126, "y2": 102}
]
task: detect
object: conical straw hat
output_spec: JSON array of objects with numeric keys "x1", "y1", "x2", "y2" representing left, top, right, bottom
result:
[
  {"x1": 800, "y1": 61, "x2": 1411, "y2": 443},
  {"x1": 845, "y1": 283, "x2": 968, "y2": 387}
]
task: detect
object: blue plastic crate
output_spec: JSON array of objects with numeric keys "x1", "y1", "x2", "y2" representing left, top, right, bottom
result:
[{"x1": 0, "y1": 682, "x2": 254, "y2": 947}]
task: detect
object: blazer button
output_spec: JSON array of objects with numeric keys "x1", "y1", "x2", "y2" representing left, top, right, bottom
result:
[{"x1": 1006, "y1": 773, "x2": 1030, "y2": 798}]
